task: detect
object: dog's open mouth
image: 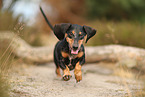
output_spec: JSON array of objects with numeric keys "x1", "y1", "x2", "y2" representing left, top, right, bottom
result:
[{"x1": 71, "y1": 49, "x2": 79, "y2": 54}]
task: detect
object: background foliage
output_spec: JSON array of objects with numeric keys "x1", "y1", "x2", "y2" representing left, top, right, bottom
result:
[
  {"x1": 1, "y1": 0, "x2": 145, "y2": 48},
  {"x1": 84, "y1": 0, "x2": 145, "y2": 48},
  {"x1": 85, "y1": 0, "x2": 145, "y2": 23}
]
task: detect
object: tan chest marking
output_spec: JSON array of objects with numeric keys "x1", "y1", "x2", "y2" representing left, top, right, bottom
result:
[
  {"x1": 61, "y1": 51, "x2": 69, "y2": 58},
  {"x1": 77, "y1": 51, "x2": 84, "y2": 58}
]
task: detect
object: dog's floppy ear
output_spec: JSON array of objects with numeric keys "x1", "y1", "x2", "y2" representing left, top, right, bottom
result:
[
  {"x1": 83, "y1": 25, "x2": 97, "y2": 43},
  {"x1": 54, "y1": 23, "x2": 71, "y2": 40}
]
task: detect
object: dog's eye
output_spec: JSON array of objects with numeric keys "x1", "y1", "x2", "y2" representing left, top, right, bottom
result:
[{"x1": 69, "y1": 32, "x2": 74, "y2": 36}]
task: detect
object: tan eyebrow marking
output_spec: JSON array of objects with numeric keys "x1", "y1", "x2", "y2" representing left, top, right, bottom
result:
[
  {"x1": 79, "y1": 32, "x2": 82, "y2": 35},
  {"x1": 72, "y1": 30, "x2": 75, "y2": 34}
]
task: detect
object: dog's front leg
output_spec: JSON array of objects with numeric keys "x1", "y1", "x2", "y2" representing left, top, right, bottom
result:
[
  {"x1": 74, "y1": 52, "x2": 85, "y2": 82},
  {"x1": 74, "y1": 62, "x2": 82, "y2": 82},
  {"x1": 63, "y1": 65, "x2": 72, "y2": 81},
  {"x1": 60, "y1": 52, "x2": 72, "y2": 81}
]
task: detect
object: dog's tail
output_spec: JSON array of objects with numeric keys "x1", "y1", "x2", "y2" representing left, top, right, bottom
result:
[{"x1": 39, "y1": 6, "x2": 54, "y2": 31}]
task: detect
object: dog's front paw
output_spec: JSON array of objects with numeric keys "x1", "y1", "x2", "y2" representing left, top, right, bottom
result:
[
  {"x1": 63, "y1": 75, "x2": 72, "y2": 81},
  {"x1": 75, "y1": 72, "x2": 82, "y2": 82},
  {"x1": 74, "y1": 62, "x2": 82, "y2": 82}
]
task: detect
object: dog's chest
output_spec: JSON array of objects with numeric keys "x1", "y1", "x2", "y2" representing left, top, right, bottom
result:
[
  {"x1": 67, "y1": 55, "x2": 77, "y2": 70},
  {"x1": 69, "y1": 54, "x2": 77, "y2": 59}
]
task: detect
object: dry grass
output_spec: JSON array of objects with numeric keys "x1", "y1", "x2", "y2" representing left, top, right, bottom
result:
[
  {"x1": 0, "y1": 41, "x2": 15, "y2": 97},
  {"x1": 113, "y1": 65, "x2": 145, "y2": 97},
  {"x1": 86, "y1": 20, "x2": 145, "y2": 49},
  {"x1": 114, "y1": 68, "x2": 134, "y2": 79},
  {"x1": 0, "y1": 74, "x2": 10, "y2": 97},
  {"x1": 0, "y1": 12, "x2": 21, "y2": 97},
  {"x1": 0, "y1": 10, "x2": 44, "y2": 96},
  {"x1": 113, "y1": 69, "x2": 134, "y2": 97}
]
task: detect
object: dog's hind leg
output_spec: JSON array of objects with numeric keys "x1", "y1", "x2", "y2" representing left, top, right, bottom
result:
[
  {"x1": 54, "y1": 60, "x2": 61, "y2": 77},
  {"x1": 54, "y1": 50, "x2": 61, "y2": 77},
  {"x1": 56, "y1": 66, "x2": 61, "y2": 77},
  {"x1": 54, "y1": 59, "x2": 61, "y2": 77}
]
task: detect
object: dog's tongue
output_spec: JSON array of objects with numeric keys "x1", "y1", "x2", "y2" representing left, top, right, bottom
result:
[{"x1": 71, "y1": 49, "x2": 79, "y2": 54}]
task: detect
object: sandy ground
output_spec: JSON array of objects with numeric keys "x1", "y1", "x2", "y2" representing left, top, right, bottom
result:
[{"x1": 9, "y1": 63, "x2": 142, "y2": 97}]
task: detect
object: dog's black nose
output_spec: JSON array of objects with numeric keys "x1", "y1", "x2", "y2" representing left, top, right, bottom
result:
[{"x1": 73, "y1": 46, "x2": 78, "y2": 50}]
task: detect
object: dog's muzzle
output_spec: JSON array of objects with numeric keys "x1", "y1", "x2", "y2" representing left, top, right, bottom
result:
[{"x1": 69, "y1": 45, "x2": 79, "y2": 55}]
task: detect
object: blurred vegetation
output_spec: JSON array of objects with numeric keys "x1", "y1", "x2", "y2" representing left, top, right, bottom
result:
[
  {"x1": 0, "y1": 75, "x2": 9, "y2": 97},
  {"x1": 0, "y1": 34, "x2": 16, "y2": 97},
  {"x1": 0, "y1": 11, "x2": 42, "y2": 46},
  {"x1": 85, "y1": 0, "x2": 145, "y2": 23},
  {"x1": 0, "y1": 43, "x2": 11, "y2": 96},
  {"x1": 83, "y1": 0, "x2": 145, "y2": 48},
  {"x1": 0, "y1": 0, "x2": 41, "y2": 96},
  {"x1": 1, "y1": 0, "x2": 145, "y2": 48},
  {"x1": 86, "y1": 20, "x2": 145, "y2": 49}
]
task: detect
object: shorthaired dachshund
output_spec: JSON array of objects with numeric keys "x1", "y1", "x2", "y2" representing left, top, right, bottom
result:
[{"x1": 40, "y1": 6, "x2": 96, "y2": 82}]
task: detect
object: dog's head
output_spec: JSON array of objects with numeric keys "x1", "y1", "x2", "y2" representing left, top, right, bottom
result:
[{"x1": 54, "y1": 23, "x2": 97, "y2": 54}]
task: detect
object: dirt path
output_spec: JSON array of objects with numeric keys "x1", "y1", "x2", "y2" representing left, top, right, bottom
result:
[{"x1": 9, "y1": 63, "x2": 142, "y2": 97}]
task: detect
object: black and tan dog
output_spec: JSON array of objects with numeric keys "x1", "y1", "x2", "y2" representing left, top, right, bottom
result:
[{"x1": 40, "y1": 7, "x2": 96, "y2": 82}]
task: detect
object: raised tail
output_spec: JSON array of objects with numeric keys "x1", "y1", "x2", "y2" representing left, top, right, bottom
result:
[{"x1": 39, "y1": 6, "x2": 54, "y2": 31}]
